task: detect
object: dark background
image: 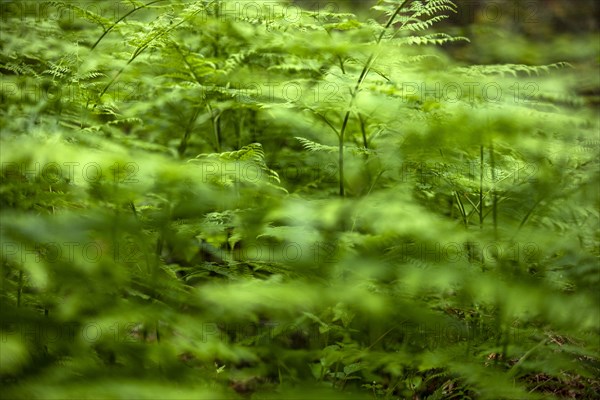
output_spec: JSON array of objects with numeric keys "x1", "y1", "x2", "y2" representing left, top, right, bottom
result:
[{"x1": 293, "y1": 0, "x2": 599, "y2": 34}]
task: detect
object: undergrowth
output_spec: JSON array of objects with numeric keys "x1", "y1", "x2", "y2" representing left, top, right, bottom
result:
[{"x1": 1, "y1": 0, "x2": 598, "y2": 399}]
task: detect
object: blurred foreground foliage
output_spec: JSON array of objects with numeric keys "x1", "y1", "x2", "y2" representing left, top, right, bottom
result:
[{"x1": 1, "y1": 0, "x2": 598, "y2": 398}]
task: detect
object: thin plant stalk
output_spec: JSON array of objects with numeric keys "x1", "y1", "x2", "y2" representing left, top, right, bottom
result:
[
  {"x1": 489, "y1": 143, "x2": 498, "y2": 238},
  {"x1": 337, "y1": 0, "x2": 409, "y2": 197}
]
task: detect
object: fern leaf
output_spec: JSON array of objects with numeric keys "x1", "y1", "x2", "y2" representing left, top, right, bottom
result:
[
  {"x1": 456, "y1": 62, "x2": 572, "y2": 78},
  {"x1": 395, "y1": 33, "x2": 469, "y2": 46},
  {"x1": 189, "y1": 143, "x2": 284, "y2": 188},
  {"x1": 295, "y1": 137, "x2": 338, "y2": 153}
]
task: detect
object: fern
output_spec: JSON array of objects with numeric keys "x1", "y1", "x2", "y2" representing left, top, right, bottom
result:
[
  {"x1": 395, "y1": 32, "x2": 470, "y2": 46},
  {"x1": 295, "y1": 137, "x2": 338, "y2": 153},
  {"x1": 188, "y1": 143, "x2": 285, "y2": 192},
  {"x1": 456, "y1": 62, "x2": 572, "y2": 77}
]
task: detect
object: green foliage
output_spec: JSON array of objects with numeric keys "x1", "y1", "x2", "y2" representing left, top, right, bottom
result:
[{"x1": 1, "y1": 0, "x2": 598, "y2": 399}]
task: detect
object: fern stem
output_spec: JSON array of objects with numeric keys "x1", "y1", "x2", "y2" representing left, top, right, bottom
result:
[
  {"x1": 213, "y1": 1, "x2": 221, "y2": 57},
  {"x1": 359, "y1": 113, "x2": 368, "y2": 149},
  {"x1": 155, "y1": 235, "x2": 163, "y2": 269},
  {"x1": 479, "y1": 145, "x2": 484, "y2": 229},
  {"x1": 207, "y1": 105, "x2": 222, "y2": 152},
  {"x1": 215, "y1": 112, "x2": 222, "y2": 153},
  {"x1": 173, "y1": 41, "x2": 203, "y2": 87},
  {"x1": 236, "y1": 111, "x2": 244, "y2": 149},
  {"x1": 129, "y1": 201, "x2": 138, "y2": 220},
  {"x1": 489, "y1": 143, "x2": 498, "y2": 238},
  {"x1": 17, "y1": 269, "x2": 23, "y2": 307},
  {"x1": 457, "y1": 192, "x2": 468, "y2": 227},
  {"x1": 377, "y1": 1, "x2": 409, "y2": 44},
  {"x1": 313, "y1": 111, "x2": 339, "y2": 136},
  {"x1": 178, "y1": 107, "x2": 201, "y2": 157},
  {"x1": 517, "y1": 197, "x2": 544, "y2": 232},
  {"x1": 96, "y1": 6, "x2": 203, "y2": 104},
  {"x1": 336, "y1": 0, "x2": 409, "y2": 197},
  {"x1": 337, "y1": 56, "x2": 346, "y2": 74},
  {"x1": 90, "y1": 0, "x2": 168, "y2": 51},
  {"x1": 339, "y1": 111, "x2": 350, "y2": 197}
]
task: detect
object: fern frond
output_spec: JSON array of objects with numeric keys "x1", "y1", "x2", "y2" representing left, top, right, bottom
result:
[
  {"x1": 296, "y1": 137, "x2": 376, "y2": 157},
  {"x1": 267, "y1": 60, "x2": 321, "y2": 74},
  {"x1": 410, "y1": 0, "x2": 457, "y2": 18},
  {"x1": 295, "y1": 137, "x2": 338, "y2": 153},
  {"x1": 395, "y1": 33, "x2": 469, "y2": 46},
  {"x1": 374, "y1": 0, "x2": 456, "y2": 25},
  {"x1": 372, "y1": 0, "x2": 406, "y2": 17},
  {"x1": 456, "y1": 62, "x2": 572, "y2": 77},
  {"x1": 47, "y1": 1, "x2": 113, "y2": 28},
  {"x1": 76, "y1": 71, "x2": 107, "y2": 81},
  {"x1": 399, "y1": 15, "x2": 449, "y2": 32},
  {"x1": 189, "y1": 143, "x2": 284, "y2": 189},
  {"x1": 223, "y1": 50, "x2": 257, "y2": 75},
  {"x1": 1, "y1": 62, "x2": 40, "y2": 77},
  {"x1": 43, "y1": 62, "x2": 72, "y2": 79},
  {"x1": 195, "y1": 143, "x2": 266, "y2": 163},
  {"x1": 106, "y1": 117, "x2": 144, "y2": 127}
]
